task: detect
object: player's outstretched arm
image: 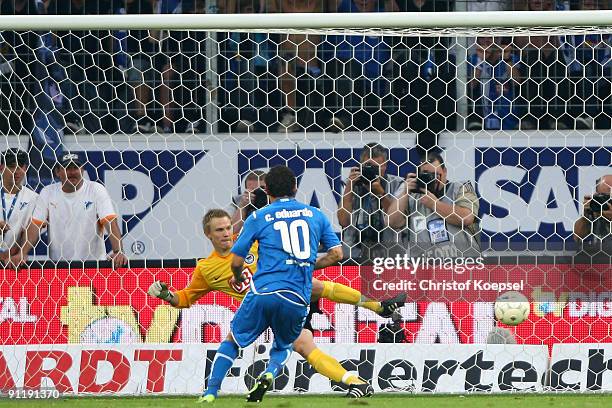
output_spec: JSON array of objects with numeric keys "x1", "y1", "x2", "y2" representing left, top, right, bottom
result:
[
  {"x1": 148, "y1": 268, "x2": 210, "y2": 309},
  {"x1": 148, "y1": 281, "x2": 179, "y2": 307}
]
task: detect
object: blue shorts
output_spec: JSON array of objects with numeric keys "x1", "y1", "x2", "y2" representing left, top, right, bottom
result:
[{"x1": 231, "y1": 290, "x2": 308, "y2": 350}]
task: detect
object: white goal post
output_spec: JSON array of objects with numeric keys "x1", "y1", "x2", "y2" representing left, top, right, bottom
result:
[{"x1": 0, "y1": 11, "x2": 611, "y2": 33}]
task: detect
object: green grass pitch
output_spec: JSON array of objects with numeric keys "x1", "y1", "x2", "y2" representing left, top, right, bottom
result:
[{"x1": 1, "y1": 394, "x2": 612, "y2": 408}]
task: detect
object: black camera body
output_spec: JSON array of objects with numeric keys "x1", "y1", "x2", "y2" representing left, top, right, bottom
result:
[
  {"x1": 360, "y1": 163, "x2": 379, "y2": 182},
  {"x1": 590, "y1": 193, "x2": 612, "y2": 213},
  {"x1": 412, "y1": 170, "x2": 436, "y2": 194},
  {"x1": 252, "y1": 188, "x2": 269, "y2": 209},
  {"x1": 244, "y1": 188, "x2": 269, "y2": 217}
]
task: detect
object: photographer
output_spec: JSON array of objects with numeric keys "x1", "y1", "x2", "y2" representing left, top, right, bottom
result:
[
  {"x1": 337, "y1": 143, "x2": 404, "y2": 263},
  {"x1": 388, "y1": 152, "x2": 481, "y2": 258},
  {"x1": 574, "y1": 175, "x2": 612, "y2": 254},
  {"x1": 231, "y1": 170, "x2": 268, "y2": 234}
]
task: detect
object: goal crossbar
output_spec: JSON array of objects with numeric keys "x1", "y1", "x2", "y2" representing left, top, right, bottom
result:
[{"x1": 0, "y1": 11, "x2": 611, "y2": 34}]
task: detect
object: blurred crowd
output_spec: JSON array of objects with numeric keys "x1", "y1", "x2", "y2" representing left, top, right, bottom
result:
[{"x1": 0, "y1": 0, "x2": 610, "y2": 141}]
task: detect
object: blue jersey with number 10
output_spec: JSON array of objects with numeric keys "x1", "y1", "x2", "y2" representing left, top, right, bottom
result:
[{"x1": 231, "y1": 198, "x2": 341, "y2": 304}]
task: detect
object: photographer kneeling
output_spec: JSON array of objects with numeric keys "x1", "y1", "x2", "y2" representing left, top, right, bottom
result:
[
  {"x1": 388, "y1": 152, "x2": 481, "y2": 259},
  {"x1": 574, "y1": 175, "x2": 612, "y2": 255}
]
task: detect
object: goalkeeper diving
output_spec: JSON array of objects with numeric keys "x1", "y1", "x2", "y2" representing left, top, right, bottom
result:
[{"x1": 148, "y1": 208, "x2": 405, "y2": 400}]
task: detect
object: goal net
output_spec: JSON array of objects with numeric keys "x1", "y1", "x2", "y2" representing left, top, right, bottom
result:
[{"x1": 0, "y1": 9, "x2": 611, "y2": 396}]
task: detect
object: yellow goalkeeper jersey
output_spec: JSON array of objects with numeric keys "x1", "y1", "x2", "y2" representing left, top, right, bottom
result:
[{"x1": 174, "y1": 242, "x2": 258, "y2": 308}]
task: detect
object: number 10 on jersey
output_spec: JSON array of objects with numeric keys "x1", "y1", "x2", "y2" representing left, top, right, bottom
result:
[{"x1": 273, "y1": 220, "x2": 311, "y2": 260}]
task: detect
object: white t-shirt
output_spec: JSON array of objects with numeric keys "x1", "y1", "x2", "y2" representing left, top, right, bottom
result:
[
  {"x1": 467, "y1": 0, "x2": 506, "y2": 12},
  {"x1": 32, "y1": 180, "x2": 117, "y2": 261},
  {"x1": 0, "y1": 186, "x2": 38, "y2": 251}
]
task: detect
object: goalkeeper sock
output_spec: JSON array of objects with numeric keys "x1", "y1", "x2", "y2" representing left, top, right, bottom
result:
[
  {"x1": 321, "y1": 281, "x2": 382, "y2": 314},
  {"x1": 358, "y1": 299, "x2": 383, "y2": 314},
  {"x1": 265, "y1": 347, "x2": 292, "y2": 378},
  {"x1": 204, "y1": 340, "x2": 239, "y2": 397},
  {"x1": 306, "y1": 348, "x2": 365, "y2": 385},
  {"x1": 321, "y1": 281, "x2": 361, "y2": 305}
]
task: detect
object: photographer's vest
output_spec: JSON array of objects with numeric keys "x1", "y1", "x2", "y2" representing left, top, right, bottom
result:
[
  {"x1": 404, "y1": 180, "x2": 481, "y2": 258},
  {"x1": 342, "y1": 174, "x2": 405, "y2": 263}
]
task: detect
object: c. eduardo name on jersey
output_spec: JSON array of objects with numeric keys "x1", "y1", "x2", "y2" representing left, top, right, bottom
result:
[{"x1": 264, "y1": 208, "x2": 314, "y2": 222}]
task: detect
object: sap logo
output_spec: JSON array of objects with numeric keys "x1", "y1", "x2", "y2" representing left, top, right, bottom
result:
[
  {"x1": 476, "y1": 147, "x2": 611, "y2": 238},
  {"x1": 81, "y1": 150, "x2": 207, "y2": 234},
  {"x1": 478, "y1": 165, "x2": 578, "y2": 234},
  {"x1": 478, "y1": 167, "x2": 611, "y2": 238}
]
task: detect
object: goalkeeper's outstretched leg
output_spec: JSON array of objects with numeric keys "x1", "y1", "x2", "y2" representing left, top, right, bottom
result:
[{"x1": 312, "y1": 279, "x2": 407, "y2": 318}]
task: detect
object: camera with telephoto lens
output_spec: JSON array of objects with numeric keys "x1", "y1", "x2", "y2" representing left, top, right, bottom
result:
[
  {"x1": 589, "y1": 193, "x2": 612, "y2": 214},
  {"x1": 411, "y1": 170, "x2": 436, "y2": 194},
  {"x1": 360, "y1": 163, "x2": 379, "y2": 183}
]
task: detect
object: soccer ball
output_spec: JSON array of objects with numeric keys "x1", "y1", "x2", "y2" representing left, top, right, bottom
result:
[{"x1": 494, "y1": 291, "x2": 530, "y2": 326}]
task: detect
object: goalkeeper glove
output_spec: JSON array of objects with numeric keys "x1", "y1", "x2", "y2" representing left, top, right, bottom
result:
[{"x1": 148, "y1": 281, "x2": 174, "y2": 302}]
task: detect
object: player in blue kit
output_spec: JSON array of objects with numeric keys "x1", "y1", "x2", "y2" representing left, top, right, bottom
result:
[{"x1": 200, "y1": 165, "x2": 344, "y2": 403}]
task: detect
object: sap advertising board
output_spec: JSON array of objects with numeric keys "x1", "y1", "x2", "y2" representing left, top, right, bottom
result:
[{"x1": 19, "y1": 132, "x2": 610, "y2": 259}]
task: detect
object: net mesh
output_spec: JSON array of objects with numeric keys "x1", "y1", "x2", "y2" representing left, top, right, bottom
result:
[{"x1": 0, "y1": 14, "x2": 611, "y2": 395}]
